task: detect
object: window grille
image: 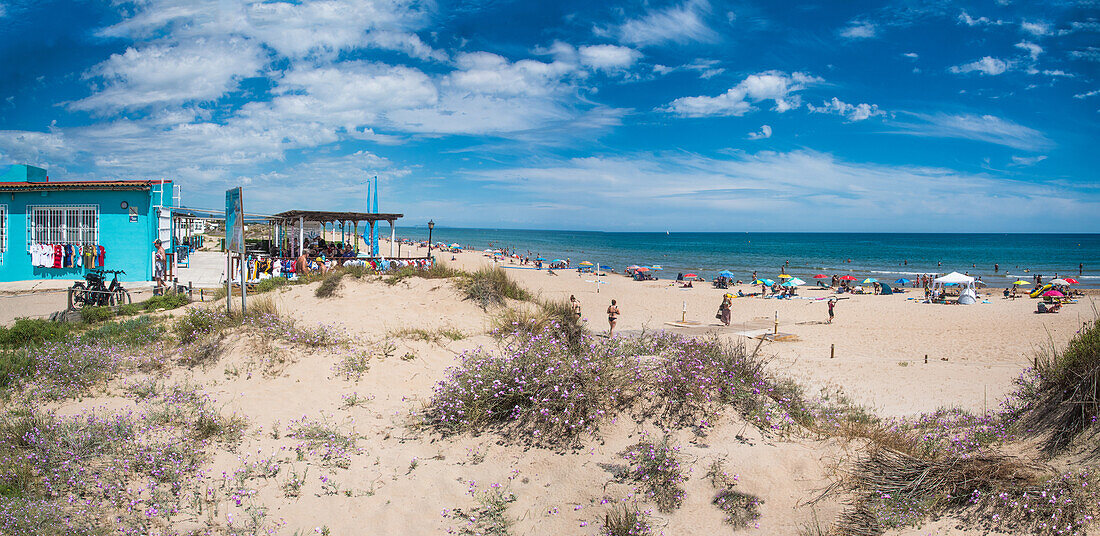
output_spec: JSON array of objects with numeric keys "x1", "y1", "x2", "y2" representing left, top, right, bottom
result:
[
  {"x1": 0, "y1": 205, "x2": 6, "y2": 258},
  {"x1": 27, "y1": 205, "x2": 99, "y2": 247}
]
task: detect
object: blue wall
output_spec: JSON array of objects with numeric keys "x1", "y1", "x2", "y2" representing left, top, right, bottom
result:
[{"x1": 1, "y1": 185, "x2": 165, "y2": 283}]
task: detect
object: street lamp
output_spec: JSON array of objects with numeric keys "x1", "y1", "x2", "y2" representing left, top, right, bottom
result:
[{"x1": 427, "y1": 219, "x2": 435, "y2": 257}]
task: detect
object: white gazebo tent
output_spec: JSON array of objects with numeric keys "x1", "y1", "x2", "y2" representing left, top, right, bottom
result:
[{"x1": 932, "y1": 272, "x2": 977, "y2": 304}]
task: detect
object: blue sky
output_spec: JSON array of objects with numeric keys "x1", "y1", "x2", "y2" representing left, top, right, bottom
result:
[{"x1": 0, "y1": 0, "x2": 1097, "y2": 232}]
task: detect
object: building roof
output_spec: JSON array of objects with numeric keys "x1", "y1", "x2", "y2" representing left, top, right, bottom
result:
[
  {"x1": 271, "y1": 210, "x2": 403, "y2": 223},
  {"x1": 0, "y1": 179, "x2": 171, "y2": 192}
]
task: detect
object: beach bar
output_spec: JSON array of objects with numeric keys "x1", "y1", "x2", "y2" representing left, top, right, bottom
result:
[
  {"x1": 270, "y1": 210, "x2": 408, "y2": 258},
  {"x1": 0, "y1": 164, "x2": 171, "y2": 283}
]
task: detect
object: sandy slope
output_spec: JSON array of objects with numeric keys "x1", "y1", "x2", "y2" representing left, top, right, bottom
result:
[{"x1": 43, "y1": 245, "x2": 1094, "y2": 535}]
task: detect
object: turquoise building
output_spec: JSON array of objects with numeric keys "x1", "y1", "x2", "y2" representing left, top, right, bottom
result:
[{"x1": 0, "y1": 164, "x2": 171, "y2": 283}]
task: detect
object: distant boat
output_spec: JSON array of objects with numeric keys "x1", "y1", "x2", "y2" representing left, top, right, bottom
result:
[{"x1": 666, "y1": 230, "x2": 670, "y2": 235}]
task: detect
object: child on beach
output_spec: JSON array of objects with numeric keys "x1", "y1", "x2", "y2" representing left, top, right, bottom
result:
[{"x1": 607, "y1": 299, "x2": 620, "y2": 337}]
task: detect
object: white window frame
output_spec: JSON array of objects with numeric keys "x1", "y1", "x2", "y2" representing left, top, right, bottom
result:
[{"x1": 26, "y1": 205, "x2": 99, "y2": 249}]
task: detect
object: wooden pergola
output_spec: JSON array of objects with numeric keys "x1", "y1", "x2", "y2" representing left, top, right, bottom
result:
[{"x1": 270, "y1": 210, "x2": 404, "y2": 258}]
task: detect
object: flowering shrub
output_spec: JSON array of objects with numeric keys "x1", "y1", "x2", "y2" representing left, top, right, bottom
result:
[
  {"x1": 425, "y1": 323, "x2": 629, "y2": 444},
  {"x1": 619, "y1": 437, "x2": 686, "y2": 512},
  {"x1": 426, "y1": 327, "x2": 816, "y2": 445},
  {"x1": 601, "y1": 505, "x2": 653, "y2": 536}
]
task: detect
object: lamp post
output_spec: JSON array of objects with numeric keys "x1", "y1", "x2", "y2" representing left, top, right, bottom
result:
[{"x1": 427, "y1": 219, "x2": 434, "y2": 257}]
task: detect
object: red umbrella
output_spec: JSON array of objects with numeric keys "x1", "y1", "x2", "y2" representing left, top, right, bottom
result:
[
  {"x1": 840, "y1": 275, "x2": 857, "y2": 281},
  {"x1": 813, "y1": 274, "x2": 829, "y2": 279},
  {"x1": 684, "y1": 273, "x2": 698, "y2": 278},
  {"x1": 1063, "y1": 278, "x2": 1079, "y2": 285},
  {"x1": 1043, "y1": 290, "x2": 1064, "y2": 297},
  {"x1": 635, "y1": 266, "x2": 649, "y2": 272}
]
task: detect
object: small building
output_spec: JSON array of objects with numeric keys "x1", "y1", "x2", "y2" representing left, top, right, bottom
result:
[{"x1": 0, "y1": 164, "x2": 171, "y2": 283}]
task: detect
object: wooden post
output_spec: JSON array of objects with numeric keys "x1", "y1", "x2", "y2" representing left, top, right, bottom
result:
[
  {"x1": 682, "y1": 301, "x2": 686, "y2": 322},
  {"x1": 830, "y1": 344, "x2": 835, "y2": 359},
  {"x1": 774, "y1": 311, "x2": 779, "y2": 335},
  {"x1": 924, "y1": 354, "x2": 928, "y2": 364}
]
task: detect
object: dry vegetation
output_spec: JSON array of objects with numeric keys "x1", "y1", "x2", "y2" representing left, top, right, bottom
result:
[{"x1": 1, "y1": 263, "x2": 1096, "y2": 535}]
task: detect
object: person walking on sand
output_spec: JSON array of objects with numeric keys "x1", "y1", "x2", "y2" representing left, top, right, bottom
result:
[
  {"x1": 718, "y1": 295, "x2": 732, "y2": 326},
  {"x1": 607, "y1": 299, "x2": 620, "y2": 337},
  {"x1": 827, "y1": 298, "x2": 836, "y2": 324},
  {"x1": 570, "y1": 295, "x2": 582, "y2": 322}
]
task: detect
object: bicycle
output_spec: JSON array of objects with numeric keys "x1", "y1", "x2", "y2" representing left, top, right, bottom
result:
[{"x1": 69, "y1": 269, "x2": 131, "y2": 309}]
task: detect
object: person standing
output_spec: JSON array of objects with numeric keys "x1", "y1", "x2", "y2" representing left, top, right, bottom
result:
[
  {"x1": 153, "y1": 239, "x2": 167, "y2": 296},
  {"x1": 718, "y1": 295, "x2": 732, "y2": 326},
  {"x1": 607, "y1": 299, "x2": 620, "y2": 337},
  {"x1": 570, "y1": 295, "x2": 582, "y2": 322},
  {"x1": 827, "y1": 298, "x2": 836, "y2": 324}
]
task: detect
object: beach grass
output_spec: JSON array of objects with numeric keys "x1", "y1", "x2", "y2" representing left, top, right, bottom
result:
[{"x1": 457, "y1": 266, "x2": 532, "y2": 309}]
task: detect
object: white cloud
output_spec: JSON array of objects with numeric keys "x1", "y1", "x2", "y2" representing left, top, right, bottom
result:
[
  {"x1": 1074, "y1": 89, "x2": 1100, "y2": 99},
  {"x1": 839, "y1": 21, "x2": 876, "y2": 39},
  {"x1": 1010, "y1": 155, "x2": 1047, "y2": 166},
  {"x1": 1015, "y1": 40, "x2": 1043, "y2": 60},
  {"x1": 653, "y1": 58, "x2": 724, "y2": 79},
  {"x1": 603, "y1": 0, "x2": 718, "y2": 47},
  {"x1": 807, "y1": 98, "x2": 885, "y2": 121},
  {"x1": 957, "y1": 11, "x2": 1002, "y2": 27},
  {"x1": 463, "y1": 150, "x2": 1096, "y2": 231},
  {"x1": 663, "y1": 71, "x2": 820, "y2": 117},
  {"x1": 0, "y1": 129, "x2": 73, "y2": 167},
  {"x1": 0, "y1": 3, "x2": 6, "y2": 18},
  {"x1": 903, "y1": 52, "x2": 919, "y2": 59},
  {"x1": 890, "y1": 113, "x2": 1053, "y2": 151},
  {"x1": 448, "y1": 52, "x2": 576, "y2": 97},
  {"x1": 1021, "y1": 20, "x2": 1050, "y2": 36},
  {"x1": 70, "y1": 38, "x2": 266, "y2": 112},
  {"x1": 578, "y1": 44, "x2": 641, "y2": 71},
  {"x1": 949, "y1": 56, "x2": 1010, "y2": 75},
  {"x1": 747, "y1": 125, "x2": 772, "y2": 139},
  {"x1": 1070, "y1": 47, "x2": 1100, "y2": 62}
]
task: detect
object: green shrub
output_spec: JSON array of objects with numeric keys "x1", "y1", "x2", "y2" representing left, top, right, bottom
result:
[
  {"x1": 80, "y1": 306, "x2": 113, "y2": 324},
  {"x1": 116, "y1": 303, "x2": 142, "y2": 316},
  {"x1": 457, "y1": 266, "x2": 532, "y2": 309},
  {"x1": 253, "y1": 277, "x2": 289, "y2": 294},
  {"x1": 0, "y1": 319, "x2": 70, "y2": 348},
  {"x1": 80, "y1": 316, "x2": 164, "y2": 347},
  {"x1": 142, "y1": 293, "x2": 190, "y2": 311},
  {"x1": 384, "y1": 260, "x2": 461, "y2": 285},
  {"x1": 315, "y1": 272, "x2": 345, "y2": 298},
  {"x1": 0, "y1": 350, "x2": 34, "y2": 389},
  {"x1": 173, "y1": 308, "x2": 230, "y2": 344}
]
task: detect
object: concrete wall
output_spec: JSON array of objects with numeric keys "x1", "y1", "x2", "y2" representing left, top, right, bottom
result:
[{"x1": 0, "y1": 185, "x2": 165, "y2": 283}]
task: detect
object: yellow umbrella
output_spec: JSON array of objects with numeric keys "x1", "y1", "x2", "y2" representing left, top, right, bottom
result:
[
  {"x1": 578, "y1": 261, "x2": 593, "y2": 266},
  {"x1": 778, "y1": 274, "x2": 792, "y2": 279},
  {"x1": 1012, "y1": 280, "x2": 1029, "y2": 285}
]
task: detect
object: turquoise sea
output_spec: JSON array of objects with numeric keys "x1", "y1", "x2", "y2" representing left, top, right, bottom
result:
[{"x1": 395, "y1": 228, "x2": 1100, "y2": 288}]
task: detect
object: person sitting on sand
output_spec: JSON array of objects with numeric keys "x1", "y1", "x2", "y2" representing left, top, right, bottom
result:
[{"x1": 607, "y1": 299, "x2": 620, "y2": 337}]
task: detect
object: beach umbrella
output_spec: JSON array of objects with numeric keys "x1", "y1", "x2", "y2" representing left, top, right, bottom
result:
[
  {"x1": 535, "y1": 257, "x2": 546, "y2": 261},
  {"x1": 551, "y1": 259, "x2": 564, "y2": 263},
  {"x1": 635, "y1": 266, "x2": 650, "y2": 272},
  {"x1": 650, "y1": 265, "x2": 664, "y2": 270},
  {"x1": 599, "y1": 265, "x2": 613, "y2": 270},
  {"x1": 1050, "y1": 278, "x2": 1070, "y2": 285},
  {"x1": 718, "y1": 270, "x2": 736, "y2": 278},
  {"x1": 780, "y1": 280, "x2": 796, "y2": 287},
  {"x1": 813, "y1": 274, "x2": 829, "y2": 279},
  {"x1": 1012, "y1": 280, "x2": 1030, "y2": 285},
  {"x1": 788, "y1": 277, "x2": 806, "y2": 286},
  {"x1": 684, "y1": 273, "x2": 698, "y2": 278},
  {"x1": 778, "y1": 274, "x2": 792, "y2": 279},
  {"x1": 862, "y1": 278, "x2": 878, "y2": 284},
  {"x1": 895, "y1": 278, "x2": 910, "y2": 284},
  {"x1": 840, "y1": 275, "x2": 857, "y2": 281},
  {"x1": 1043, "y1": 290, "x2": 1065, "y2": 297},
  {"x1": 760, "y1": 278, "x2": 776, "y2": 286},
  {"x1": 1064, "y1": 278, "x2": 1079, "y2": 285},
  {"x1": 579, "y1": 261, "x2": 593, "y2": 266}
]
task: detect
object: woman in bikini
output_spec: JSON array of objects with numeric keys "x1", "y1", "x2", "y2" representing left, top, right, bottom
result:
[{"x1": 607, "y1": 299, "x2": 620, "y2": 337}]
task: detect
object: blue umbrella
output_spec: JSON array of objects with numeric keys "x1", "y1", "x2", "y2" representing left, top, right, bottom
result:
[
  {"x1": 718, "y1": 270, "x2": 736, "y2": 278},
  {"x1": 599, "y1": 265, "x2": 613, "y2": 270},
  {"x1": 551, "y1": 259, "x2": 564, "y2": 264},
  {"x1": 535, "y1": 257, "x2": 546, "y2": 261},
  {"x1": 895, "y1": 278, "x2": 910, "y2": 284}
]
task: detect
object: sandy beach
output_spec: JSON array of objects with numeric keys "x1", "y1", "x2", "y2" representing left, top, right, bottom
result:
[{"x1": 3, "y1": 241, "x2": 1095, "y2": 536}]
